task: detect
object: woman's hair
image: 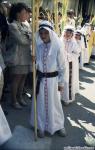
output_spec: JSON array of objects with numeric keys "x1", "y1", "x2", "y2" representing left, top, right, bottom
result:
[
  {"x1": 8, "y1": 2, "x2": 28, "y2": 23},
  {"x1": 0, "y1": 3, "x2": 9, "y2": 42},
  {"x1": 0, "y1": 3, "x2": 7, "y2": 16}
]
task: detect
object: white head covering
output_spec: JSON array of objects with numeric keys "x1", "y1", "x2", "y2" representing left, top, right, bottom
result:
[
  {"x1": 60, "y1": 25, "x2": 75, "y2": 42},
  {"x1": 81, "y1": 23, "x2": 91, "y2": 35},
  {"x1": 75, "y1": 29, "x2": 86, "y2": 49},
  {"x1": 75, "y1": 29, "x2": 82, "y2": 35},
  {"x1": 64, "y1": 25, "x2": 75, "y2": 32},
  {"x1": 35, "y1": 20, "x2": 62, "y2": 55},
  {"x1": 39, "y1": 20, "x2": 54, "y2": 32}
]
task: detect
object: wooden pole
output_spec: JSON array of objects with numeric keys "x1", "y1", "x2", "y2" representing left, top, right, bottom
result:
[
  {"x1": 62, "y1": 0, "x2": 68, "y2": 29},
  {"x1": 31, "y1": 0, "x2": 37, "y2": 141},
  {"x1": 35, "y1": 0, "x2": 39, "y2": 31},
  {"x1": 54, "y1": 0, "x2": 58, "y2": 34}
]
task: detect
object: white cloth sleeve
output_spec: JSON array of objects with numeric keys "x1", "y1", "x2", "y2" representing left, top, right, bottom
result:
[{"x1": 57, "y1": 46, "x2": 67, "y2": 87}]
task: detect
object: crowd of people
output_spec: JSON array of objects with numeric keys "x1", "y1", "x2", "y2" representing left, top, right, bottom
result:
[{"x1": 0, "y1": 0, "x2": 95, "y2": 145}]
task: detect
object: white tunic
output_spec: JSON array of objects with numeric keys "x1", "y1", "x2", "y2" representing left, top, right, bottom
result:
[
  {"x1": 66, "y1": 18, "x2": 75, "y2": 28},
  {"x1": 0, "y1": 67, "x2": 12, "y2": 145},
  {"x1": 30, "y1": 42, "x2": 66, "y2": 135},
  {"x1": 61, "y1": 38, "x2": 79, "y2": 103},
  {"x1": 0, "y1": 67, "x2": 4, "y2": 99},
  {"x1": 76, "y1": 39, "x2": 84, "y2": 69},
  {"x1": 81, "y1": 27, "x2": 90, "y2": 63},
  {"x1": 0, "y1": 105, "x2": 12, "y2": 145}
]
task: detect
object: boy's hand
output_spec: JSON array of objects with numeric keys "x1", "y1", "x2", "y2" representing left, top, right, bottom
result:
[
  {"x1": 32, "y1": 55, "x2": 36, "y2": 62},
  {"x1": 58, "y1": 86, "x2": 64, "y2": 92}
]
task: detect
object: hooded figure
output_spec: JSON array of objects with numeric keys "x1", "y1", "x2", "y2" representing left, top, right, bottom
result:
[
  {"x1": 81, "y1": 23, "x2": 92, "y2": 63},
  {"x1": 60, "y1": 26, "x2": 80, "y2": 105},
  {"x1": 30, "y1": 20, "x2": 66, "y2": 137},
  {"x1": 75, "y1": 30, "x2": 84, "y2": 69}
]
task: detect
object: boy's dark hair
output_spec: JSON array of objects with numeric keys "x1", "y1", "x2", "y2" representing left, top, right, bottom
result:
[
  {"x1": 0, "y1": 3, "x2": 8, "y2": 42},
  {"x1": 26, "y1": 7, "x2": 31, "y2": 13},
  {"x1": 8, "y1": 2, "x2": 28, "y2": 23}
]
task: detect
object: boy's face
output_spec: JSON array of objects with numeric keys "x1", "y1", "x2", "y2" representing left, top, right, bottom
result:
[
  {"x1": 64, "y1": 31, "x2": 73, "y2": 40},
  {"x1": 17, "y1": 9, "x2": 27, "y2": 22},
  {"x1": 75, "y1": 34, "x2": 81, "y2": 40},
  {"x1": 39, "y1": 28, "x2": 50, "y2": 43}
]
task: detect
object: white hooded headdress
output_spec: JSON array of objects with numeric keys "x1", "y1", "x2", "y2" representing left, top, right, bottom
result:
[
  {"x1": 60, "y1": 25, "x2": 75, "y2": 42},
  {"x1": 35, "y1": 20, "x2": 62, "y2": 55}
]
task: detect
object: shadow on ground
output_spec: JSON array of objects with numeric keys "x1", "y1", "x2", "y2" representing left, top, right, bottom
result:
[{"x1": 50, "y1": 94, "x2": 95, "y2": 149}]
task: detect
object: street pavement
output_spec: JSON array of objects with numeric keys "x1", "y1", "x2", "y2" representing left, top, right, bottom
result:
[{"x1": 0, "y1": 59, "x2": 95, "y2": 150}]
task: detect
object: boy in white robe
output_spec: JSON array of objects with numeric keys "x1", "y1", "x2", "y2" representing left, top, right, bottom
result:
[
  {"x1": 30, "y1": 21, "x2": 66, "y2": 138},
  {"x1": 74, "y1": 30, "x2": 84, "y2": 69},
  {"x1": 61, "y1": 26, "x2": 79, "y2": 105},
  {"x1": 81, "y1": 24, "x2": 90, "y2": 64},
  {"x1": 0, "y1": 67, "x2": 4, "y2": 103}
]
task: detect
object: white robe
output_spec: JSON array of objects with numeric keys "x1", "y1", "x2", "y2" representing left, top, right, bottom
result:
[
  {"x1": 81, "y1": 27, "x2": 90, "y2": 63},
  {"x1": 83, "y1": 48, "x2": 89, "y2": 63},
  {"x1": 30, "y1": 42, "x2": 66, "y2": 135},
  {"x1": 76, "y1": 39, "x2": 84, "y2": 69},
  {"x1": 0, "y1": 105, "x2": 12, "y2": 145},
  {"x1": 0, "y1": 67, "x2": 4, "y2": 99},
  {"x1": 0, "y1": 67, "x2": 12, "y2": 145},
  {"x1": 66, "y1": 18, "x2": 75, "y2": 28},
  {"x1": 61, "y1": 39, "x2": 79, "y2": 103}
]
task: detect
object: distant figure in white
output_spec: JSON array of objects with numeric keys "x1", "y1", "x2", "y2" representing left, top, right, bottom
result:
[
  {"x1": 74, "y1": 30, "x2": 85, "y2": 69},
  {"x1": 60, "y1": 26, "x2": 79, "y2": 105}
]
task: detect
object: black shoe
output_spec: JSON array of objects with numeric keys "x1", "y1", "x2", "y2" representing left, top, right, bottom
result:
[
  {"x1": 4, "y1": 110, "x2": 8, "y2": 116},
  {"x1": 84, "y1": 63, "x2": 89, "y2": 66},
  {"x1": 38, "y1": 130, "x2": 45, "y2": 138},
  {"x1": 62, "y1": 101, "x2": 70, "y2": 106},
  {"x1": 12, "y1": 102, "x2": 22, "y2": 109},
  {"x1": 58, "y1": 128, "x2": 67, "y2": 137},
  {"x1": 18, "y1": 99, "x2": 27, "y2": 106}
]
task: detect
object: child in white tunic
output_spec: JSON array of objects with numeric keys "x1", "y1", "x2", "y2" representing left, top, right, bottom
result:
[
  {"x1": 61, "y1": 26, "x2": 79, "y2": 105},
  {"x1": 74, "y1": 30, "x2": 84, "y2": 70},
  {"x1": 30, "y1": 21, "x2": 66, "y2": 138}
]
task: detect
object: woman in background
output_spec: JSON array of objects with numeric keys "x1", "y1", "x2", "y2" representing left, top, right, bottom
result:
[{"x1": 5, "y1": 3, "x2": 32, "y2": 109}]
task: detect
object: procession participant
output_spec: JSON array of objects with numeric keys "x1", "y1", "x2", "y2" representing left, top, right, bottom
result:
[
  {"x1": 5, "y1": 3, "x2": 32, "y2": 109},
  {"x1": 60, "y1": 26, "x2": 79, "y2": 105},
  {"x1": 66, "y1": 10, "x2": 76, "y2": 28},
  {"x1": 87, "y1": 24, "x2": 95, "y2": 61},
  {"x1": 0, "y1": 76, "x2": 12, "y2": 145},
  {"x1": 30, "y1": 20, "x2": 66, "y2": 138},
  {"x1": 81, "y1": 23, "x2": 93, "y2": 64},
  {"x1": 74, "y1": 30, "x2": 84, "y2": 69},
  {"x1": 91, "y1": 28, "x2": 95, "y2": 58}
]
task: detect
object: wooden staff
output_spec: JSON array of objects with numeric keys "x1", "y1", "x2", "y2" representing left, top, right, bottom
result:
[
  {"x1": 62, "y1": 0, "x2": 68, "y2": 29},
  {"x1": 31, "y1": 0, "x2": 37, "y2": 141},
  {"x1": 35, "y1": 0, "x2": 39, "y2": 31},
  {"x1": 54, "y1": 0, "x2": 58, "y2": 34}
]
